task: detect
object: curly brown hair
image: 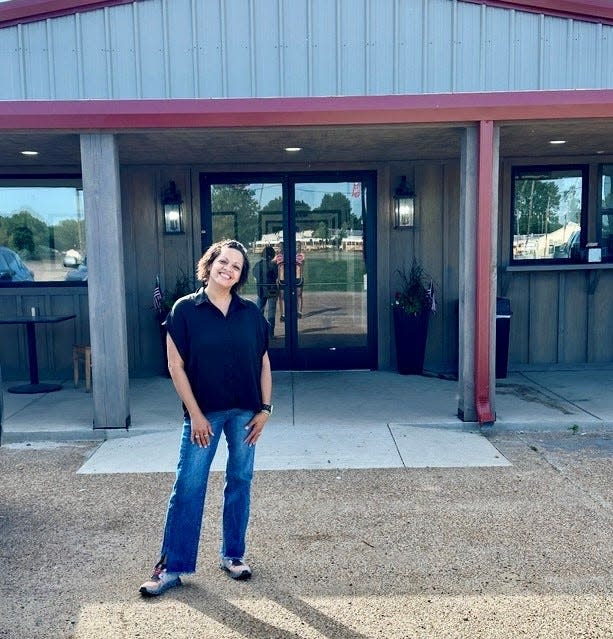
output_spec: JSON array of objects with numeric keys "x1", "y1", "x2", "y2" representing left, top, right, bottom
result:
[{"x1": 196, "y1": 239, "x2": 250, "y2": 293}]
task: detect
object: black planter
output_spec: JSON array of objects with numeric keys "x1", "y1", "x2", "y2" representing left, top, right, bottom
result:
[{"x1": 393, "y1": 307, "x2": 429, "y2": 375}]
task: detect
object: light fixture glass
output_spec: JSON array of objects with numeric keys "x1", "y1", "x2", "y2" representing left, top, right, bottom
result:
[
  {"x1": 162, "y1": 181, "x2": 184, "y2": 234},
  {"x1": 393, "y1": 175, "x2": 415, "y2": 228},
  {"x1": 20, "y1": 150, "x2": 39, "y2": 156}
]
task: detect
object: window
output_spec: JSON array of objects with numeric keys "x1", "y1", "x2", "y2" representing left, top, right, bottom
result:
[
  {"x1": 511, "y1": 166, "x2": 587, "y2": 263},
  {"x1": 0, "y1": 179, "x2": 86, "y2": 283},
  {"x1": 599, "y1": 164, "x2": 613, "y2": 256}
]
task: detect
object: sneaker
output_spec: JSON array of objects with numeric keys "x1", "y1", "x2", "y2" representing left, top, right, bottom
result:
[
  {"x1": 220, "y1": 557, "x2": 252, "y2": 580},
  {"x1": 139, "y1": 562, "x2": 182, "y2": 597}
]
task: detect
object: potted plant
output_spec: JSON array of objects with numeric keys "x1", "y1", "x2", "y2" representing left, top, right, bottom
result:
[{"x1": 392, "y1": 258, "x2": 435, "y2": 374}]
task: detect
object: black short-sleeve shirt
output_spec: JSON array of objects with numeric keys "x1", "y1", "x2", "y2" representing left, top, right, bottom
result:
[{"x1": 165, "y1": 288, "x2": 269, "y2": 416}]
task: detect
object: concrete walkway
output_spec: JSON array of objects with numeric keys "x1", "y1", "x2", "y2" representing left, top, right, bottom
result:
[{"x1": 2, "y1": 367, "x2": 612, "y2": 472}]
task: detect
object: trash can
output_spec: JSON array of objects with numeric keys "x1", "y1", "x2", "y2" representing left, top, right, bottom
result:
[{"x1": 495, "y1": 297, "x2": 512, "y2": 379}]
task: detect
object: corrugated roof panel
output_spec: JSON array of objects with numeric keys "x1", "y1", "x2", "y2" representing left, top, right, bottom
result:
[
  {"x1": 21, "y1": 20, "x2": 51, "y2": 98},
  {"x1": 253, "y1": 0, "x2": 281, "y2": 98},
  {"x1": 0, "y1": 27, "x2": 23, "y2": 99},
  {"x1": 456, "y1": 1, "x2": 482, "y2": 92},
  {"x1": 310, "y1": 0, "x2": 339, "y2": 96},
  {"x1": 280, "y1": 0, "x2": 309, "y2": 97},
  {"x1": 601, "y1": 24, "x2": 613, "y2": 86}
]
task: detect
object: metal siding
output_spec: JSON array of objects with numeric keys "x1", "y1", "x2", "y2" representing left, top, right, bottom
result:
[
  {"x1": 21, "y1": 20, "x2": 51, "y2": 98},
  {"x1": 339, "y1": 0, "x2": 366, "y2": 96},
  {"x1": 253, "y1": 0, "x2": 280, "y2": 97},
  {"x1": 194, "y1": 0, "x2": 224, "y2": 98},
  {"x1": 108, "y1": 4, "x2": 138, "y2": 98},
  {"x1": 513, "y1": 10, "x2": 540, "y2": 89},
  {"x1": 281, "y1": 0, "x2": 309, "y2": 96},
  {"x1": 367, "y1": 0, "x2": 394, "y2": 95},
  {"x1": 542, "y1": 14, "x2": 572, "y2": 89},
  {"x1": 484, "y1": 6, "x2": 513, "y2": 91},
  {"x1": 571, "y1": 19, "x2": 599, "y2": 89},
  {"x1": 1, "y1": 0, "x2": 613, "y2": 101},
  {"x1": 311, "y1": 0, "x2": 338, "y2": 96},
  {"x1": 79, "y1": 9, "x2": 110, "y2": 97},
  {"x1": 224, "y1": 0, "x2": 253, "y2": 97},
  {"x1": 425, "y1": 0, "x2": 453, "y2": 93},
  {"x1": 0, "y1": 27, "x2": 23, "y2": 99},
  {"x1": 396, "y1": 0, "x2": 424, "y2": 93},
  {"x1": 136, "y1": 0, "x2": 164, "y2": 98},
  {"x1": 456, "y1": 2, "x2": 482, "y2": 92},
  {"x1": 49, "y1": 16, "x2": 80, "y2": 98},
  {"x1": 165, "y1": 0, "x2": 196, "y2": 97}
]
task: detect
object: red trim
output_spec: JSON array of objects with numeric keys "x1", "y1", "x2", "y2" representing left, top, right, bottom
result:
[
  {"x1": 475, "y1": 120, "x2": 495, "y2": 425},
  {"x1": 2, "y1": 0, "x2": 612, "y2": 28},
  {"x1": 458, "y1": 1, "x2": 613, "y2": 25},
  {"x1": 0, "y1": 0, "x2": 134, "y2": 28},
  {"x1": 0, "y1": 90, "x2": 612, "y2": 130}
]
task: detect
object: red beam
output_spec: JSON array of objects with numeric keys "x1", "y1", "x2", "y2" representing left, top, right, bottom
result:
[
  {"x1": 0, "y1": 91, "x2": 613, "y2": 131},
  {"x1": 463, "y1": 1, "x2": 613, "y2": 25},
  {"x1": 475, "y1": 120, "x2": 496, "y2": 425}
]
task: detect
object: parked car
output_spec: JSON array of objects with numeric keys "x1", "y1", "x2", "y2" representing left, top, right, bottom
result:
[
  {"x1": 0, "y1": 247, "x2": 34, "y2": 281},
  {"x1": 65, "y1": 258, "x2": 88, "y2": 281}
]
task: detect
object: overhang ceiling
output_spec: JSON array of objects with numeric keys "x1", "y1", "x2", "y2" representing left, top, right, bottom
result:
[{"x1": 1, "y1": 119, "x2": 612, "y2": 168}]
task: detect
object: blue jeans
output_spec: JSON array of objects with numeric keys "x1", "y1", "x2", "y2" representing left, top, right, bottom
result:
[{"x1": 160, "y1": 409, "x2": 256, "y2": 574}]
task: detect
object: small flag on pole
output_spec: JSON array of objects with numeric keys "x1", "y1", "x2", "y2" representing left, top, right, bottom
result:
[
  {"x1": 428, "y1": 280, "x2": 436, "y2": 313},
  {"x1": 153, "y1": 276, "x2": 164, "y2": 313}
]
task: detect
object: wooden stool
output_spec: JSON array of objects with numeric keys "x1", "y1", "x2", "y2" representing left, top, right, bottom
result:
[{"x1": 72, "y1": 345, "x2": 92, "y2": 392}]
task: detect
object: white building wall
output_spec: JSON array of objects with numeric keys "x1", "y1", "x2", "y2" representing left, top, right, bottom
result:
[{"x1": 0, "y1": 0, "x2": 611, "y2": 101}]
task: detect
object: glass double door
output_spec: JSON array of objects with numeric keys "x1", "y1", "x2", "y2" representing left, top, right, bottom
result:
[{"x1": 200, "y1": 172, "x2": 376, "y2": 370}]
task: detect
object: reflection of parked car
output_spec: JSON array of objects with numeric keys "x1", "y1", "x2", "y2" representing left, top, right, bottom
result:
[
  {"x1": 553, "y1": 230, "x2": 580, "y2": 258},
  {"x1": 0, "y1": 247, "x2": 34, "y2": 281},
  {"x1": 65, "y1": 260, "x2": 88, "y2": 281}
]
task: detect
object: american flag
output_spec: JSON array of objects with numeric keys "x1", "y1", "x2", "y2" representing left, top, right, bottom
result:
[
  {"x1": 153, "y1": 276, "x2": 164, "y2": 313},
  {"x1": 428, "y1": 280, "x2": 436, "y2": 313}
]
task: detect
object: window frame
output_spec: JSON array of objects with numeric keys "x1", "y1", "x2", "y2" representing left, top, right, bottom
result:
[
  {"x1": 0, "y1": 174, "x2": 85, "y2": 288},
  {"x1": 510, "y1": 164, "x2": 589, "y2": 266}
]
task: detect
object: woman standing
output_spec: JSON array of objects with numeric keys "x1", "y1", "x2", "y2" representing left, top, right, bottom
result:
[{"x1": 140, "y1": 239, "x2": 272, "y2": 596}]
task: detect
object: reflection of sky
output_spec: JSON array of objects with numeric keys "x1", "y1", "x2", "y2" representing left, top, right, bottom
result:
[
  {"x1": 252, "y1": 181, "x2": 364, "y2": 218},
  {"x1": 0, "y1": 187, "x2": 83, "y2": 225}
]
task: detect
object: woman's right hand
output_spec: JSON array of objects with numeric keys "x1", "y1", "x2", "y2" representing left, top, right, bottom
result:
[{"x1": 190, "y1": 413, "x2": 213, "y2": 448}]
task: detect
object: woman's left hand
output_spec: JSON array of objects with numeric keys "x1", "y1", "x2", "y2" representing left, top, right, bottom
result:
[{"x1": 245, "y1": 411, "x2": 269, "y2": 446}]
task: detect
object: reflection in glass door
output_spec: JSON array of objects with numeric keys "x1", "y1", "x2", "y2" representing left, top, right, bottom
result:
[{"x1": 201, "y1": 173, "x2": 375, "y2": 370}]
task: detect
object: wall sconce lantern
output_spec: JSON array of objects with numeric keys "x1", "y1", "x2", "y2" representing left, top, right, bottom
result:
[
  {"x1": 162, "y1": 180, "x2": 184, "y2": 234},
  {"x1": 393, "y1": 175, "x2": 415, "y2": 228}
]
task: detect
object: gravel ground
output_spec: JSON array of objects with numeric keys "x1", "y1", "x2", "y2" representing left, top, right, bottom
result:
[{"x1": 0, "y1": 430, "x2": 611, "y2": 638}]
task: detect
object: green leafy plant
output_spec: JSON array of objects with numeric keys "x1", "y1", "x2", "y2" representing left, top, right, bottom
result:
[
  {"x1": 153, "y1": 268, "x2": 196, "y2": 320},
  {"x1": 393, "y1": 258, "x2": 435, "y2": 317}
]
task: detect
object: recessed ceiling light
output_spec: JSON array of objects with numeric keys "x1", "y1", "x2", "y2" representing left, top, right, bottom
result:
[
  {"x1": 284, "y1": 147, "x2": 302, "y2": 152},
  {"x1": 20, "y1": 150, "x2": 39, "y2": 156},
  {"x1": 596, "y1": 150, "x2": 605, "y2": 154},
  {"x1": 549, "y1": 140, "x2": 566, "y2": 145}
]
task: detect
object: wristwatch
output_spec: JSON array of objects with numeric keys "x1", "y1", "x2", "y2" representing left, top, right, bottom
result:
[{"x1": 261, "y1": 403, "x2": 273, "y2": 415}]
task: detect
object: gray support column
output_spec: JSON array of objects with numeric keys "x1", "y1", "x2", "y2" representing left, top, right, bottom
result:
[
  {"x1": 458, "y1": 126, "x2": 478, "y2": 422},
  {"x1": 80, "y1": 134, "x2": 130, "y2": 429}
]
